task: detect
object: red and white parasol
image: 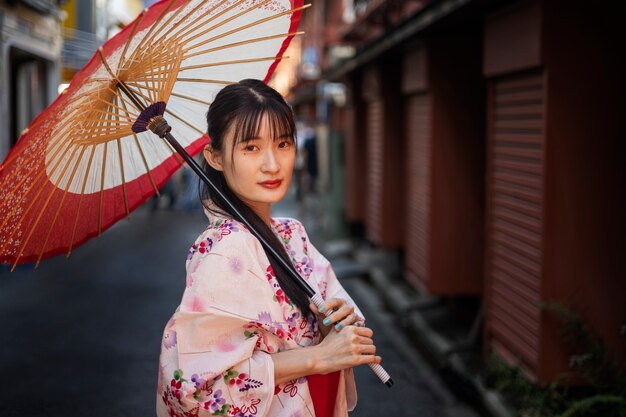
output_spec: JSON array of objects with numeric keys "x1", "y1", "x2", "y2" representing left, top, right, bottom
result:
[{"x1": 0, "y1": 0, "x2": 305, "y2": 268}]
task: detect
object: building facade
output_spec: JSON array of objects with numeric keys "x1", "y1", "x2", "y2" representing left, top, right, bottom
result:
[
  {"x1": 289, "y1": 0, "x2": 626, "y2": 385},
  {"x1": 0, "y1": 0, "x2": 63, "y2": 160},
  {"x1": 61, "y1": 0, "x2": 143, "y2": 82}
]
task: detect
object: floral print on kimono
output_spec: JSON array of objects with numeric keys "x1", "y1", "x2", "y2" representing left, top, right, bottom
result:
[{"x1": 157, "y1": 213, "x2": 362, "y2": 417}]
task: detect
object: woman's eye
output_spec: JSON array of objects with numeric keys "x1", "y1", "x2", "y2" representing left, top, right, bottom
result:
[
  {"x1": 278, "y1": 140, "x2": 292, "y2": 149},
  {"x1": 244, "y1": 145, "x2": 258, "y2": 152}
]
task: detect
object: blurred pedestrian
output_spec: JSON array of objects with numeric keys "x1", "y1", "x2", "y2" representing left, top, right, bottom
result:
[
  {"x1": 303, "y1": 123, "x2": 318, "y2": 194},
  {"x1": 150, "y1": 177, "x2": 178, "y2": 211},
  {"x1": 156, "y1": 79, "x2": 380, "y2": 417},
  {"x1": 293, "y1": 119, "x2": 307, "y2": 202},
  {"x1": 177, "y1": 164, "x2": 202, "y2": 212}
]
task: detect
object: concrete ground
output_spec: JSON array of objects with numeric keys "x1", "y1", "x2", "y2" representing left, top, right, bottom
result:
[{"x1": 0, "y1": 194, "x2": 479, "y2": 417}]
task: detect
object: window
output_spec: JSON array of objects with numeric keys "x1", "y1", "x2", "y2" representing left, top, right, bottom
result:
[{"x1": 9, "y1": 47, "x2": 50, "y2": 146}]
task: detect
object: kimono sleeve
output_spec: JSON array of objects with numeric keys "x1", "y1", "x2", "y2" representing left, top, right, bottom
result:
[{"x1": 167, "y1": 233, "x2": 277, "y2": 417}]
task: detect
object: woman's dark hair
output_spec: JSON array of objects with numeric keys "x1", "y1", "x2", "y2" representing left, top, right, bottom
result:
[{"x1": 200, "y1": 79, "x2": 311, "y2": 317}]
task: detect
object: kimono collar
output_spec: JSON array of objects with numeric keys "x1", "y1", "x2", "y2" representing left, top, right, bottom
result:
[{"x1": 202, "y1": 199, "x2": 280, "y2": 230}]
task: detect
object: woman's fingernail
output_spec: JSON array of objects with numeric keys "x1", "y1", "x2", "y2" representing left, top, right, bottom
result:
[
  {"x1": 318, "y1": 305, "x2": 325, "y2": 312},
  {"x1": 335, "y1": 323, "x2": 343, "y2": 331},
  {"x1": 323, "y1": 318, "x2": 331, "y2": 325}
]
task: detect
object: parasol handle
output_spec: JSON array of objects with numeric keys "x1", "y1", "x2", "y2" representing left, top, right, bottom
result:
[
  {"x1": 310, "y1": 293, "x2": 394, "y2": 387},
  {"x1": 150, "y1": 125, "x2": 394, "y2": 388}
]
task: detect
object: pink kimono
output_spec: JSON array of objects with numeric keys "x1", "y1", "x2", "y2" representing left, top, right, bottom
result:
[{"x1": 157, "y1": 210, "x2": 361, "y2": 417}]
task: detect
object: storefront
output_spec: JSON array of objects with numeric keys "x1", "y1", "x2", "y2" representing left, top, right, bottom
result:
[{"x1": 402, "y1": 33, "x2": 485, "y2": 295}]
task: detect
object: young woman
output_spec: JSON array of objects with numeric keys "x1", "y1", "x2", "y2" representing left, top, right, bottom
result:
[{"x1": 157, "y1": 79, "x2": 381, "y2": 417}]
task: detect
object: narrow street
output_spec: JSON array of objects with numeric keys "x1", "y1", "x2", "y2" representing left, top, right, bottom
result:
[
  {"x1": 0, "y1": 2, "x2": 623, "y2": 417},
  {"x1": 0, "y1": 195, "x2": 477, "y2": 417}
]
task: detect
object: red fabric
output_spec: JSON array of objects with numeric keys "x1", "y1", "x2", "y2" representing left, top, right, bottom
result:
[{"x1": 307, "y1": 372, "x2": 340, "y2": 417}]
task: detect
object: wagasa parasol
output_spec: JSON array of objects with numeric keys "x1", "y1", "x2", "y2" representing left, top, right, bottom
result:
[{"x1": 0, "y1": 0, "x2": 305, "y2": 267}]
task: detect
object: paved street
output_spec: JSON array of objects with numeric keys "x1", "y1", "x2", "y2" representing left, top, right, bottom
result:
[{"x1": 0, "y1": 196, "x2": 478, "y2": 417}]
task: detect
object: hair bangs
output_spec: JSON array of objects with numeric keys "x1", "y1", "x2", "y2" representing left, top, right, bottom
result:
[{"x1": 229, "y1": 99, "x2": 296, "y2": 148}]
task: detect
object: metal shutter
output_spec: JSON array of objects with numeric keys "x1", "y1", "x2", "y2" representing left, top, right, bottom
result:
[
  {"x1": 344, "y1": 105, "x2": 362, "y2": 221},
  {"x1": 486, "y1": 71, "x2": 545, "y2": 376},
  {"x1": 365, "y1": 100, "x2": 384, "y2": 243},
  {"x1": 405, "y1": 93, "x2": 432, "y2": 290}
]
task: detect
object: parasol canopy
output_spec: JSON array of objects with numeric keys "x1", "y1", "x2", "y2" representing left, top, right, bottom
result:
[{"x1": 0, "y1": 0, "x2": 305, "y2": 268}]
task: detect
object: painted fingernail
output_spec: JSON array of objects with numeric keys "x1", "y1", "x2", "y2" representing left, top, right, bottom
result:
[
  {"x1": 318, "y1": 305, "x2": 325, "y2": 312},
  {"x1": 323, "y1": 318, "x2": 330, "y2": 325},
  {"x1": 335, "y1": 323, "x2": 343, "y2": 330}
]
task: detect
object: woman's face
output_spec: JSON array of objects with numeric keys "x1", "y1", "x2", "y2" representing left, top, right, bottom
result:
[{"x1": 204, "y1": 113, "x2": 295, "y2": 215}]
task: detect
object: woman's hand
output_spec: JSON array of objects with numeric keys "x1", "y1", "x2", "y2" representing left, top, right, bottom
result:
[
  {"x1": 271, "y1": 325, "x2": 381, "y2": 385},
  {"x1": 309, "y1": 325, "x2": 381, "y2": 375},
  {"x1": 310, "y1": 298, "x2": 364, "y2": 337}
]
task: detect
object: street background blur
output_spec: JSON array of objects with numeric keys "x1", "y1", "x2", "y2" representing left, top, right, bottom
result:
[{"x1": 1, "y1": 1, "x2": 624, "y2": 416}]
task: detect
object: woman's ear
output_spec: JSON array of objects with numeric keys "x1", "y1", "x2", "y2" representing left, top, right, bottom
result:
[{"x1": 203, "y1": 145, "x2": 223, "y2": 171}]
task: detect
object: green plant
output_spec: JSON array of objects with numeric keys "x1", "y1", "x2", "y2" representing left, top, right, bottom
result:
[
  {"x1": 559, "y1": 395, "x2": 626, "y2": 417},
  {"x1": 485, "y1": 354, "x2": 567, "y2": 417},
  {"x1": 540, "y1": 301, "x2": 626, "y2": 395},
  {"x1": 484, "y1": 302, "x2": 626, "y2": 417}
]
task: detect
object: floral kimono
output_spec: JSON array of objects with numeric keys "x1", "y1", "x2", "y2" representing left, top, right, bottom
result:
[{"x1": 157, "y1": 210, "x2": 362, "y2": 417}]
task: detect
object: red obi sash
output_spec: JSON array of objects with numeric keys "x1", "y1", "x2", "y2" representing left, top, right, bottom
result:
[{"x1": 307, "y1": 371, "x2": 340, "y2": 417}]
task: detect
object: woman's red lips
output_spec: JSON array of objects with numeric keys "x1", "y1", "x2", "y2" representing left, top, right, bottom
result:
[{"x1": 259, "y1": 180, "x2": 282, "y2": 189}]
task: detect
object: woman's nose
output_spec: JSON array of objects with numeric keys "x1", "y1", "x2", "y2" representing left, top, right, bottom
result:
[{"x1": 261, "y1": 148, "x2": 280, "y2": 172}]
